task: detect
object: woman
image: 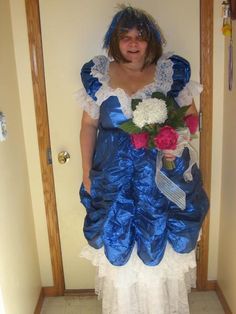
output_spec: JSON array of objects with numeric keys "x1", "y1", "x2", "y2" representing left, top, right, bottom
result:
[{"x1": 79, "y1": 5, "x2": 209, "y2": 314}]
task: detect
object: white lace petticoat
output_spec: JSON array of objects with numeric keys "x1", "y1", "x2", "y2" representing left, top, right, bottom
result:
[{"x1": 80, "y1": 244, "x2": 196, "y2": 314}]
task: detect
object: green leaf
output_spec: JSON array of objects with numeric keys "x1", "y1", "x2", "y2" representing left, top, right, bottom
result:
[
  {"x1": 177, "y1": 105, "x2": 191, "y2": 116},
  {"x1": 119, "y1": 120, "x2": 142, "y2": 134},
  {"x1": 166, "y1": 97, "x2": 176, "y2": 109},
  {"x1": 151, "y1": 91, "x2": 167, "y2": 101},
  {"x1": 143, "y1": 124, "x2": 156, "y2": 134},
  {"x1": 148, "y1": 135, "x2": 156, "y2": 149},
  {"x1": 131, "y1": 98, "x2": 142, "y2": 111}
]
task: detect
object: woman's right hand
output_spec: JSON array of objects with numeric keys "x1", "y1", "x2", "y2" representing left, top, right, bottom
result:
[
  {"x1": 83, "y1": 175, "x2": 91, "y2": 195},
  {"x1": 80, "y1": 111, "x2": 98, "y2": 197}
]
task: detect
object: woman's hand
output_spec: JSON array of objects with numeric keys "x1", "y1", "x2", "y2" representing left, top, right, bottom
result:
[
  {"x1": 80, "y1": 111, "x2": 98, "y2": 196},
  {"x1": 164, "y1": 151, "x2": 176, "y2": 161},
  {"x1": 83, "y1": 175, "x2": 91, "y2": 195}
]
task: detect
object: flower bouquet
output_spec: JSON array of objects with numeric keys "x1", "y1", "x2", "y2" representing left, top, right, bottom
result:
[{"x1": 119, "y1": 92, "x2": 198, "y2": 170}]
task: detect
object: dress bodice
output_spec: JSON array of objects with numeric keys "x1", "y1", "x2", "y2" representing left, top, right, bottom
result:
[{"x1": 78, "y1": 53, "x2": 202, "y2": 129}]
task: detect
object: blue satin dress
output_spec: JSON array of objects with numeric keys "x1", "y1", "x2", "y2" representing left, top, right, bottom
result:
[{"x1": 79, "y1": 54, "x2": 209, "y2": 267}]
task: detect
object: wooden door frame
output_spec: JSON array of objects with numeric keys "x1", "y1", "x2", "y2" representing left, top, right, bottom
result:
[{"x1": 25, "y1": 0, "x2": 213, "y2": 295}]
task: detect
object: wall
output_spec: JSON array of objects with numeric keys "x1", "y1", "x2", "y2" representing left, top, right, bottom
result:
[
  {"x1": 0, "y1": 0, "x2": 41, "y2": 313},
  {"x1": 217, "y1": 20, "x2": 236, "y2": 313}
]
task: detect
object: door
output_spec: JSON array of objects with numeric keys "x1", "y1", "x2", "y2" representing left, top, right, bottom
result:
[{"x1": 39, "y1": 0, "x2": 201, "y2": 289}]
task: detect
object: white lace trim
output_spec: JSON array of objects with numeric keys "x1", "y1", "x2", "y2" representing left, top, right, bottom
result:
[
  {"x1": 76, "y1": 88, "x2": 100, "y2": 119},
  {"x1": 175, "y1": 81, "x2": 203, "y2": 107},
  {"x1": 79, "y1": 54, "x2": 201, "y2": 121},
  {"x1": 91, "y1": 55, "x2": 110, "y2": 83},
  {"x1": 80, "y1": 244, "x2": 196, "y2": 314},
  {"x1": 89, "y1": 53, "x2": 176, "y2": 119},
  {"x1": 91, "y1": 55, "x2": 133, "y2": 118},
  {"x1": 155, "y1": 52, "x2": 174, "y2": 95}
]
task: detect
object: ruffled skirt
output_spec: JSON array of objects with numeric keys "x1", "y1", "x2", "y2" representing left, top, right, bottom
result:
[{"x1": 81, "y1": 244, "x2": 196, "y2": 314}]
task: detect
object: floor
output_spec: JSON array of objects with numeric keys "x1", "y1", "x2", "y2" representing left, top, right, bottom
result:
[{"x1": 41, "y1": 291, "x2": 225, "y2": 314}]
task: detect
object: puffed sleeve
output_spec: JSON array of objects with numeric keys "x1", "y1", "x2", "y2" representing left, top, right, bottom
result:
[
  {"x1": 156, "y1": 54, "x2": 202, "y2": 107},
  {"x1": 167, "y1": 55, "x2": 191, "y2": 98},
  {"x1": 76, "y1": 87, "x2": 100, "y2": 120},
  {"x1": 77, "y1": 56, "x2": 108, "y2": 119},
  {"x1": 80, "y1": 59, "x2": 102, "y2": 102},
  {"x1": 167, "y1": 55, "x2": 203, "y2": 107}
]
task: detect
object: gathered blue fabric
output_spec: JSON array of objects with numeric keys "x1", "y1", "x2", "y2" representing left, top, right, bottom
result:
[
  {"x1": 167, "y1": 55, "x2": 191, "y2": 97},
  {"x1": 79, "y1": 54, "x2": 209, "y2": 266}
]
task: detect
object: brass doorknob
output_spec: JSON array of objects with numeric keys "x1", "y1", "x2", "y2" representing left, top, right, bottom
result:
[{"x1": 58, "y1": 151, "x2": 70, "y2": 164}]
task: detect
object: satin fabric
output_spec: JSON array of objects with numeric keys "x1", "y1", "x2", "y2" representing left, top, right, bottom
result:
[
  {"x1": 167, "y1": 55, "x2": 191, "y2": 97},
  {"x1": 79, "y1": 55, "x2": 209, "y2": 266}
]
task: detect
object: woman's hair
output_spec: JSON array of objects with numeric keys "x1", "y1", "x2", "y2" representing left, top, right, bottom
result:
[{"x1": 103, "y1": 5, "x2": 165, "y2": 67}]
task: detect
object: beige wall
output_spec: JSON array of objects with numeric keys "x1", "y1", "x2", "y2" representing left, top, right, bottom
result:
[
  {"x1": 217, "y1": 21, "x2": 236, "y2": 313},
  {"x1": 0, "y1": 0, "x2": 41, "y2": 313}
]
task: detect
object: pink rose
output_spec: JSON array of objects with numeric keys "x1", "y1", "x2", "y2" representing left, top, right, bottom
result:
[
  {"x1": 130, "y1": 132, "x2": 149, "y2": 149},
  {"x1": 184, "y1": 114, "x2": 199, "y2": 134},
  {"x1": 154, "y1": 126, "x2": 179, "y2": 150}
]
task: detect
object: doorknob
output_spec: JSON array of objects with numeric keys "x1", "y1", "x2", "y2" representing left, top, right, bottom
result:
[{"x1": 58, "y1": 151, "x2": 70, "y2": 164}]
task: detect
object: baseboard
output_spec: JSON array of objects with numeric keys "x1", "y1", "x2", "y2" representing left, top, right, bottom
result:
[
  {"x1": 191, "y1": 280, "x2": 216, "y2": 292},
  {"x1": 34, "y1": 288, "x2": 44, "y2": 314},
  {"x1": 64, "y1": 289, "x2": 96, "y2": 296},
  {"x1": 215, "y1": 282, "x2": 232, "y2": 314},
  {"x1": 34, "y1": 286, "x2": 59, "y2": 314},
  {"x1": 43, "y1": 286, "x2": 60, "y2": 297},
  {"x1": 206, "y1": 280, "x2": 217, "y2": 290}
]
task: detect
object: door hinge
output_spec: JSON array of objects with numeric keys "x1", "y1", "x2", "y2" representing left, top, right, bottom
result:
[
  {"x1": 196, "y1": 242, "x2": 201, "y2": 262},
  {"x1": 199, "y1": 112, "x2": 203, "y2": 132},
  {"x1": 47, "y1": 147, "x2": 52, "y2": 164}
]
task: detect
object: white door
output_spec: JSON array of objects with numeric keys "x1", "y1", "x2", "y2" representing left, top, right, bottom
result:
[{"x1": 39, "y1": 0, "x2": 200, "y2": 289}]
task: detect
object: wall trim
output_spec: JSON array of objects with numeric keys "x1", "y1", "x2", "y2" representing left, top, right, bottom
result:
[
  {"x1": 64, "y1": 289, "x2": 96, "y2": 297},
  {"x1": 25, "y1": 0, "x2": 213, "y2": 294},
  {"x1": 197, "y1": 0, "x2": 213, "y2": 290},
  {"x1": 24, "y1": 0, "x2": 65, "y2": 295},
  {"x1": 206, "y1": 280, "x2": 217, "y2": 290},
  {"x1": 34, "y1": 288, "x2": 44, "y2": 314},
  {"x1": 42, "y1": 287, "x2": 60, "y2": 297},
  {"x1": 216, "y1": 282, "x2": 233, "y2": 314}
]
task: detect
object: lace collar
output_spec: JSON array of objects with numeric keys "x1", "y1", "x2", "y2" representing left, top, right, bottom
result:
[{"x1": 90, "y1": 53, "x2": 175, "y2": 118}]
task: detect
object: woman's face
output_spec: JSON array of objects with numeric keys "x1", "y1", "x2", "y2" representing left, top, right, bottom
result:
[{"x1": 118, "y1": 27, "x2": 148, "y2": 64}]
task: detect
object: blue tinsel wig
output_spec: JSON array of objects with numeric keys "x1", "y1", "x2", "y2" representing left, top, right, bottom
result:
[{"x1": 103, "y1": 5, "x2": 166, "y2": 49}]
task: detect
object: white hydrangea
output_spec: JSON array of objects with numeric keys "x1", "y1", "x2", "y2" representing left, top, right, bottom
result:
[{"x1": 133, "y1": 98, "x2": 168, "y2": 128}]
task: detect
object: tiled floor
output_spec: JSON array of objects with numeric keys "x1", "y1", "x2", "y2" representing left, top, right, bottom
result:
[{"x1": 41, "y1": 291, "x2": 225, "y2": 314}]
